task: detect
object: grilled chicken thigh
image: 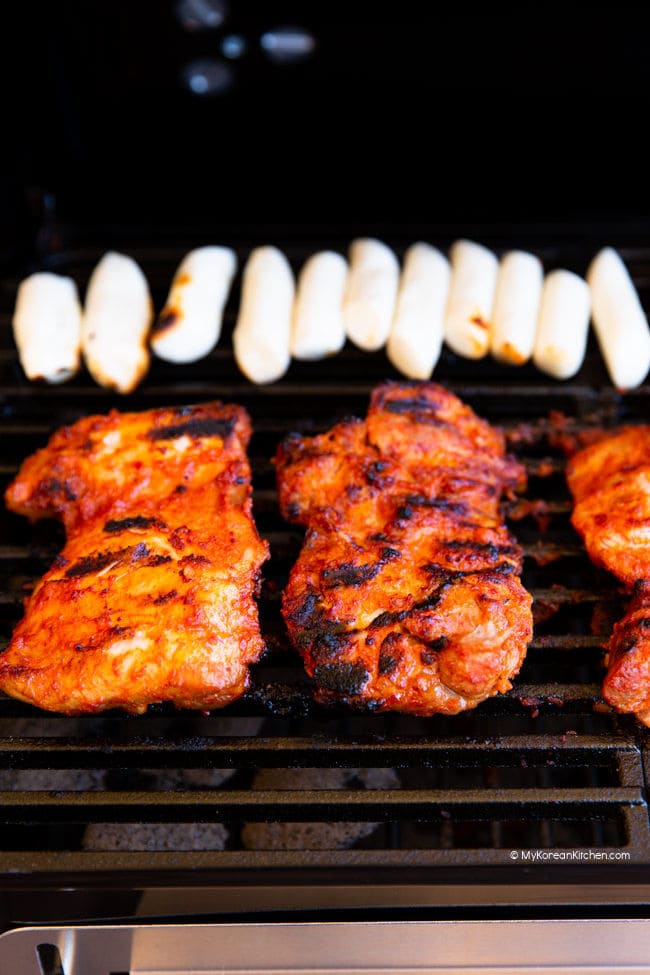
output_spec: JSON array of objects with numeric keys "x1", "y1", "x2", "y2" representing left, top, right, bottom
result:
[
  {"x1": 568, "y1": 426, "x2": 650, "y2": 587},
  {"x1": 276, "y1": 383, "x2": 532, "y2": 715},
  {"x1": 604, "y1": 581, "x2": 650, "y2": 725},
  {"x1": 2, "y1": 402, "x2": 269, "y2": 714},
  {"x1": 567, "y1": 426, "x2": 650, "y2": 725}
]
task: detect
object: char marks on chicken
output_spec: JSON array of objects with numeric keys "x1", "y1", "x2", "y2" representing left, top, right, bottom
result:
[
  {"x1": 1, "y1": 402, "x2": 269, "y2": 714},
  {"x1": 276, "y1": 382, "x2": 533, "y2": 715}
]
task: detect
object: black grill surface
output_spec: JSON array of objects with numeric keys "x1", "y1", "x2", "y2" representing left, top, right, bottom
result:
[{"x1": 1, "y1": 237, "x2": 650, "y2": 924}]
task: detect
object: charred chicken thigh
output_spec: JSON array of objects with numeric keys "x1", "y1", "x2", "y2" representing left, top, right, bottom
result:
[
  {"x1": 2, "y1": 402, "x2": 269, "y2": 714},
  {"x1": 276, "y1": 382, "x2": 533, "y2": 715},
  {"x1": 567, "y1": 425, "x2": 650, "y2": 725}
]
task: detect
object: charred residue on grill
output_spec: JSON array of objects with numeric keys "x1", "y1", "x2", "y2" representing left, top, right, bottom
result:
[
  {"x1": 148, "y1": 417, "x2": 234, "y2": 441},
  {"x1": 103, "y1": 515, "x2": 166, "y2": 533},
  {"x1": 313, "y1": 661, "x2": 369, "y2": 695}
]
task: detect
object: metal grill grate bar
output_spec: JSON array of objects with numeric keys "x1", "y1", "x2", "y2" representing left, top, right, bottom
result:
[
  {"x1": 0, "y1": 733, "x2": 637, "y2": 765},
  {"x1": 0, "y1": 787, "x2": 644, "y2": 821}
]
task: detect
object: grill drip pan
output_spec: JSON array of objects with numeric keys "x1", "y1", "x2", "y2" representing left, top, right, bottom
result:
[{"x1": 1, "y1": 237, "x2": 650, "y2": 928}]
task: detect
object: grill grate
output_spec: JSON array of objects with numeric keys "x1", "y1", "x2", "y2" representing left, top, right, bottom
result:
[{"x1": 1, "y1": 238, "x2": 650, "y2": 917}]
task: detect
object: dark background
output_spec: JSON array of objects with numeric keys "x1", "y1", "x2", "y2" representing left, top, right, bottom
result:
[{"x1": 3, "y1": 2, "x2": 650, "y2": 256}]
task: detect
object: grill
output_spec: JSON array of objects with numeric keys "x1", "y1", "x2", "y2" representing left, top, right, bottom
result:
[{"x1": 2, "y1": 235, "x2": 650, "y2": 946}]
